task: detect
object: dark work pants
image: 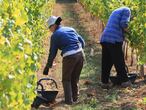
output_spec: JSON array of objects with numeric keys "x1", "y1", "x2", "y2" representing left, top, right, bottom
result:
[
  {"x1": 62, "y1": 52, "x2": 83, "y2": 103},
  {"x1": 101, "y1": 43, "x2": 129, "y2": 84}
]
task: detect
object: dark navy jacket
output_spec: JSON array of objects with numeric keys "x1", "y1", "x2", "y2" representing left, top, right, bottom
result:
[{"x1": 47, "y1": 26, "x2": 85, "y2": 67}]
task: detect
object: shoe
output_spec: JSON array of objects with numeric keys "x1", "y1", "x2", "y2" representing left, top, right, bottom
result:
[
  {"x1": 121, "y1": 81, "x2": 132, "y2": 88},
  {"x1": 65, "y1": 100, "x2": 80, "y2": 105},
  {"x1": 64, "y1": 101, "x2": 74, "y2": 105}
]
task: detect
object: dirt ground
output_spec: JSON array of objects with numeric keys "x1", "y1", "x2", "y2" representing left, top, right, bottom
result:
[{"x1": 36, "y1": 0, "x2": 146, "y2": 110}]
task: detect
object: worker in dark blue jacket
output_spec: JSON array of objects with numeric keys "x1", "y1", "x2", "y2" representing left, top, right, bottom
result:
[
  {"x1": 43, "y1": 16, "x2": 85, "y2": 104},
  {"x1": 100, "y1": 7, "x2": 131, "y2": 88}
]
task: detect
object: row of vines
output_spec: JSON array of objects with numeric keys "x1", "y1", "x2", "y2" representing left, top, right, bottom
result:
[
  {"x1": 0, "y1": 0, "x2": 55, "y2": 109},
  {"x1": 80, "y1": 0, "x2": 146, "y2": 74}
]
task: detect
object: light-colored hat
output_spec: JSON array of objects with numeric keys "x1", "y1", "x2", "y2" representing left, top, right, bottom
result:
[{"x1": 47, "y1": 16, "x2": 61, "y2": 28}]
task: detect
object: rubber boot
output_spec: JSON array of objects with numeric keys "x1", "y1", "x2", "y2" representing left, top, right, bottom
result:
[{"x1": 62, "y1": 81, "x2": 73, "y2": 105}]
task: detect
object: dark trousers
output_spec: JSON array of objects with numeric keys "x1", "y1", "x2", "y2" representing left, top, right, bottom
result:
[
  {"x1": 62, "y1": 52, "x2": 83, "y2": 103},
  {"x1": 101, "y1": 43, "x2": 128, "y2": 84}
]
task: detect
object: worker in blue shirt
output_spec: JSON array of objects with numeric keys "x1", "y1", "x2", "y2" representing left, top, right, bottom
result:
[
  {"x1": 100, "y1": 7, "x2": 131, "y2": 88},
  {"x1": 43, "y1": 16, "x2": 85, "y2": 104}
]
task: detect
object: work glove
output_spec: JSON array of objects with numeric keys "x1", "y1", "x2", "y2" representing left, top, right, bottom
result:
[{"x1": 43, "y1": 65, "x2": 49, "y2": 75}]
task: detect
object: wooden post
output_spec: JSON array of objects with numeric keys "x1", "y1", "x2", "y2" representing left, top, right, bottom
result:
[
  {"x1": 130, "y1": 48, "x2": 134, "y2": 66},
  {"x1": 140, "y1": 65, "x2": 144, "y2": 78},
  {"x1": 123, "y1": 40, "x2": 128, "y2": 61}
]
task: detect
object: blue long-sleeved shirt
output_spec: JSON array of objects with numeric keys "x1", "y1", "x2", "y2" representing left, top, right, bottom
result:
[
  {"x1": 100, "y1": 7, "x2": 131, "y2": 44},
  {"x1": 47, "y1": 26, "x2": 85, "y2": 67}
]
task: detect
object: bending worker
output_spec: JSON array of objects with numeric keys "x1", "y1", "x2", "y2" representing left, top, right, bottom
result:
[{"x1": 43, "y1": 16, "x2": 85, "y2": 104}]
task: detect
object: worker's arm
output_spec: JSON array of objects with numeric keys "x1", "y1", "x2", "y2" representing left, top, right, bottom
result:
[
  {"x1": 43, "y1": 35, "x2": 58, "y2": 75},
  {"x1": 120, "y1": 8, "x2": 131, "y2": 29}
]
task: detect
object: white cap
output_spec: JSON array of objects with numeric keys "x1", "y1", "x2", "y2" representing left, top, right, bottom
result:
[{"x1": 47, "y1": 16, "x2": 60, "y2": 28}]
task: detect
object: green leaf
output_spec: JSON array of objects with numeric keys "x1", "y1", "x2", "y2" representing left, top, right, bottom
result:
[
  {"x1": 8, "y1": 74, "x2": 15, "y2": 79},
  {"x1": 18, "y1": 43, "x2": 24, "y2": 51},
  {"x1": 26, "y1": 83, "x2": 32, "y2": 88},
  {"x1": 24, "y1": 38, "x2": 32, "y2": 47},
  {"x1": 32, "y1": 52, "x2": 38, "y2": 61}
]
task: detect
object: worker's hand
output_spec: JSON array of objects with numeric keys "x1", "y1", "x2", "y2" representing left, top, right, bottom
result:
[{"x1": 43, "y1": 65, "x2": 49, "y2": 75}]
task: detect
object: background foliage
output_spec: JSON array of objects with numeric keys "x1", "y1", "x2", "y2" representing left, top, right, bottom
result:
[{"x1": 0, "y1": 0, "x2": 55, "y2": 109}]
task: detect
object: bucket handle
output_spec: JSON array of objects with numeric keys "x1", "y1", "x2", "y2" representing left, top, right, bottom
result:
[
  {"x1": 37, "y1": 82, "x2": 45, "y2": 91},
  {"x1": 37, "y1": 78, "x2": 58, "y2": 91}
]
